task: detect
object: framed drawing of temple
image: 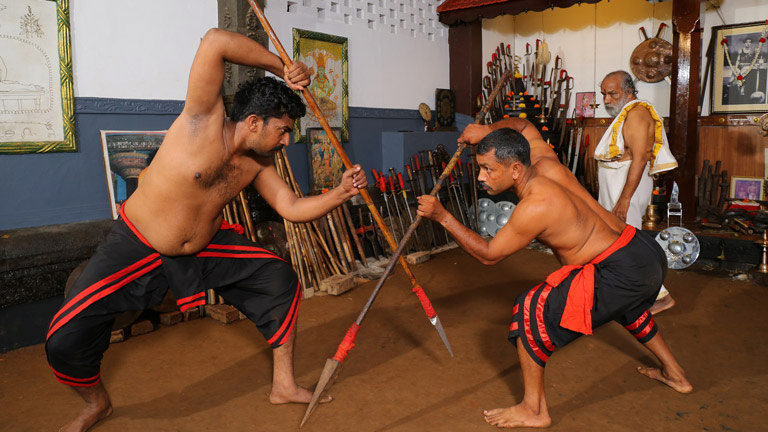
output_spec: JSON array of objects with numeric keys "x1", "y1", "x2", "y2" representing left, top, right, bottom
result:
[
  {"x1": 711, "y1": 21, "x2": 768, "y2": 114},
  {"x1": 99, "y1": 130, "x2": 166, "y2": 219},
  {"x1": 0, "y1": 0, "x2": 76, "y2": 154},
  {"x1": 292, "y1": 29, "x2": 348, "y2": 143}
]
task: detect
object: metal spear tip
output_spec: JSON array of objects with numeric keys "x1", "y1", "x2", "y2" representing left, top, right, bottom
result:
[
  {"x1": 299, "y1": 358, "x2": 343, "y2": 428},
  {"x1": 430, "y1": 315, "x2": 454, "y2": 357}
]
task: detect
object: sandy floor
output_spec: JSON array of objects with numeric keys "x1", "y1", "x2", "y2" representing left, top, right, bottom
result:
[{"x1": 2, "y1": 247, "x2": 766, "y2": 431}]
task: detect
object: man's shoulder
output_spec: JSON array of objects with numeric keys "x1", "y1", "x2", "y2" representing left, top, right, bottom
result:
[{"x1": 624, "y1": 103, "x2": 654, "y2": 125}]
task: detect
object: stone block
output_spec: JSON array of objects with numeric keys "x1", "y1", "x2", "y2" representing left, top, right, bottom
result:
[
  {"x1": 302, "y1": 285, "x2": 315, "y2": 299},
  {"x1": 206, "y1": 304, "x2": 241, "y2": 324},
  {"x1": 183, "y1": 307, "x2": 200, "y2": 321},
  {"x1": 321, "y1": 274, "x2": 359, "y2": 296},
  {"x1": 159, "y1": 311, "x2": 183, "y2": 327},
  {"x1": 109, "y1": 329, "x2": 125, "y2": 344},
  {"x1": 353, "y1": 265, "x2": 386, "y2": 280},
  {"x1": 130, "y1": 320, "x2": 154, "y2": 337},
  {"x1": 405, "y1": 251, "x2": 431, "y2": 265}
]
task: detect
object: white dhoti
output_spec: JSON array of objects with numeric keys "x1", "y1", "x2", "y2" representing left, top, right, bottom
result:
[
  {"x1": 594, "y1": 100, "x2": 677, "y2": 301},
  {"x1": 597, "y1": 160, "x2": 653, "y2": 229}
]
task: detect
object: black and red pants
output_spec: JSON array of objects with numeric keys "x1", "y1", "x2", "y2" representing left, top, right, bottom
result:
[
  {"x1": 509, "y1": 229, "x2": 666, "y2": 367},
  {"x1": 45, "y1": 216, "x2": 301, "y2": 387}
]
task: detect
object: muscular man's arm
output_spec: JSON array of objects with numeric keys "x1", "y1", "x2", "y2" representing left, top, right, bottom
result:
[
  {"x1": 417, "y1": 195, "x2": 543, "y2": 265},
  {"x1": 459, "y1": 118, "x2": 558, "y2": 163},
  {"x1": 183, "y1": 28, "x2": 309, "y2": 117},
  {"x1": 612, "y1": 107, "x2": 653, "y2": 221},
  {"x1": 254, "y1": 164, "x2": 367, "y2": 223}
]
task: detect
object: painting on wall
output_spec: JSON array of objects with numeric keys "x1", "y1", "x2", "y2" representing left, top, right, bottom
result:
[
  {"x1": 306, "y1": 127, "x2": 344, "y2": 193},
  {"x1": 0, "y1": 0, "x2": 76, "y2": 154},
  {"x1": 99, "y1": 130, "x2": 167, "y2": 219},
  {"x1": 575, "y1": 92, "x2": 596, "y2": 118},
  {"x1": 711, "y1": 21, "x2": 768, "y2": 114},
  {"x1": 292, "y1": 28, "x2": 348, "y2": 143}
]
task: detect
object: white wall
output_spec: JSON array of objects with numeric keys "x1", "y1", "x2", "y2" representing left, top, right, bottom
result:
[
  {"x1": 71, "y1": 0, "x2": 218, "y2": 100},
  {"x1": 263, "y1": 0, "x2": 450, "y2": 110},
  {"x1": 70, "y1": 0, "x2": 450, "y2": 111},
  {"x1": 481, "y1": 0, "x2": 768, "y2": 118}
]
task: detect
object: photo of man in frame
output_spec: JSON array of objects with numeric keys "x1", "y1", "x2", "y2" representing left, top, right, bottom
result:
[{"x1": 721, "y1": 32, "x2": 768, "y2": 106}]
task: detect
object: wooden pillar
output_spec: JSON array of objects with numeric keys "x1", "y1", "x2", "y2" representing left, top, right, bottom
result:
[
  {"x1": 449, "y1": 21, "x2": 483, "y2": 117},
  {"x1": 669, "y1": 0, "x2": 701, "y2": 221}
]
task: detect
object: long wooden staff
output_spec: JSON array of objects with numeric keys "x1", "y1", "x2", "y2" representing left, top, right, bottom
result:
[
  {"x1": 300, "y1": 70, "x2": 512, "y2": 427},
  {"x1": 245, "y1": 0, "x2": 452, "y2": 355}
]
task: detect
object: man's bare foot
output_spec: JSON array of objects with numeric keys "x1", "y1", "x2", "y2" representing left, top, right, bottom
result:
[
  {"x1": 650, "y1": 295, "x2": 675, "y2": 315},
  {"x1": 483, "y1": 402, "x2": 551, "y2": 429},
  {"x1": 59, "y1": 400, "x2": 112, "y2": 432},
  {"x1": 637, "y1": 366, "x2": 693, "y2": 394},
  {"x1": 269, "y1": 385, "x2": 333, "y2": 405}
]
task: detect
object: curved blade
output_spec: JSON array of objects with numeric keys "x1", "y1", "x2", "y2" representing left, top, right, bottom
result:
[
  {"x1": 299, "y1": 358, "x2": 343, "y2": 428},
  {"x1": 429, "y1": 314, "x2": 454, "y2": 357}
]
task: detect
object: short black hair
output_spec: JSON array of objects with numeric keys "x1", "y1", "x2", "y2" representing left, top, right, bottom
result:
[
  {"x1": 477, "y1": 128, "x2": 531, "y2": 166},
  {"x1": 230, "y1": 76, "x2": 306, "y2": 122}
]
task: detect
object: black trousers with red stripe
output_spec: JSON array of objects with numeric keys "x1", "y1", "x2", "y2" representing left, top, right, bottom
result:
[
  {"x1": 45, "y1": 219, "x2": 301, "y2": 387},
  {"x1": 509, "y1": 229, "x2": 667, "y2": 367}
]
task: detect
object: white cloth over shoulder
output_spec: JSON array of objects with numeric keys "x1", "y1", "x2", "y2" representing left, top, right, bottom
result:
[{"x1": 593, "y1": 99, "x2": 677, "y2": 175}]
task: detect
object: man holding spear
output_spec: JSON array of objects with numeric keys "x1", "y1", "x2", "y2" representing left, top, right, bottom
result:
[
  {"x1": 417, "y1": 128, "x2": 691, "y2": 428},
  {"x1": 46, "y1": 28, "x2": 365, "y2": 432}
]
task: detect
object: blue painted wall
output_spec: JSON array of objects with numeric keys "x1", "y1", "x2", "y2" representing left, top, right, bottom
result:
[{"x1": 0, "y1": 100, "x2": 468, "y2": 231}]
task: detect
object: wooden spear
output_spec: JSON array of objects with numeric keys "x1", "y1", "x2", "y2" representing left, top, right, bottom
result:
[
  {"x1": 299, "y1": 70, "x2": 511, "y2": 427},
  {"x1": 246, "y1": 0, "x2": 453, "y2": 354}
]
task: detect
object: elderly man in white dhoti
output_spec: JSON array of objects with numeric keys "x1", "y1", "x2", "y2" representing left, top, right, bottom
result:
[{"x1": 594, "y1": 70, "x2": 678, "y2": 314}]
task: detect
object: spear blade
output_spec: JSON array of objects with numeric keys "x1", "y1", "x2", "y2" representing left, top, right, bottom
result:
[{"x1": 299, "y1": 358, "x2": 342, "y2": 428}]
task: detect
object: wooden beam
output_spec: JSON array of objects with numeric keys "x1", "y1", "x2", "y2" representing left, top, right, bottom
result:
[
  {"x1": 449, "y1": 21, "x2": 483, "y2": 117},
  {"x1": 669, "y1": 0, "x2": 701, "y2": 222}
]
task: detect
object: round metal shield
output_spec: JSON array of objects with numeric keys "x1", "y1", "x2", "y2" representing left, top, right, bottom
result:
[
  {"x1": 655, "y1": 227, "x2": 700, "y2": 269},
  {"x1": 630, "y1": 38, "x2": 673, "y2": 83},
  {"x1": 473, "y1": 198, "x2": 501, "y2": 236}
]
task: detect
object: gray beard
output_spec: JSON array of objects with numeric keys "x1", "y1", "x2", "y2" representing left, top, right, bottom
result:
[{"x1": 605, "y1": 96, "x2": 629, "y2": 118}]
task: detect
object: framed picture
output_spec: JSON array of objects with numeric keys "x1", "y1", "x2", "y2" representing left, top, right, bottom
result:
[
  {"x1": 307, "y1": 127, "x2": 344, "y2": 193},
  {"x1": 575, "y1": 92, "x2": 596, "y2": 117},
  {"x1": 99, "y1": 130, "x2": 167, "y2": 219},
  {"x1": 0, "y1": 0, "x2": 76, "y2": 154},
  {"x1": 435, "y1": 88, "x2": 455, "y2": 130},
  {"x1": 293, "y1": 29, "x2": 348, "y2": 143},
  {"x1": 711, "y1": 21, "x2": 768, "y2": 114},
  {"x1": 729, "y1": 176, "x2": 764, "y2": 202}
]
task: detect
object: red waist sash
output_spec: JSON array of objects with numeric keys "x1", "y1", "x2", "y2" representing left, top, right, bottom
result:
[{"x1": 544, "y1": 225, "x2": 636, "y2": 335}]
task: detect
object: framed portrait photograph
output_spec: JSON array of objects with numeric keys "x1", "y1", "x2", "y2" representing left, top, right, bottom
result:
[
  {"x1": 711, "y1": 21, "x2": 768, "y2": 114},
  {"x1": 293, "y1": 29, "x2": 348, "y2": 143},
  {"x1": 575, "y1": 92, "x2": 596, "y2": 118},
  {"x1": 729, "y1": 176, "x2": 764, "y2": 202},
  {"x1": 99, "y1": 130, "x2": 167, "y2": 219},
  {"x1": 0, "y1": 0, "x2": 76, "y2": 154},
  {"x1": 306, "y1": 127, "x2": 344, "y2": 193}
]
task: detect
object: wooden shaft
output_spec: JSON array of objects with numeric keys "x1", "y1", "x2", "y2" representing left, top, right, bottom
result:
[
  {"x1": 238, "y1": 191, "x2": 257, "y2": 242},
  {"x1": 335, "y1": 207, "x2": 357, "y2": 271},
  {"x1": 326, "y1": 212, "x2": 349, "y2": 273},
  {"x1": 343, "y1": 202, "x2": 368, "y2": 267}
]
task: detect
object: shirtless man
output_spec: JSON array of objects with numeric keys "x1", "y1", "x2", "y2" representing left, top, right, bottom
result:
[
  {"x1": 461, "y1": 115, "x2": 674, "y2": 314},
  {"x1": 417, "y1": 128, "x2": 691, "y2": 429},
  {"x1": 45, "y1": 28, "x2": 366, "y2": 432}
]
